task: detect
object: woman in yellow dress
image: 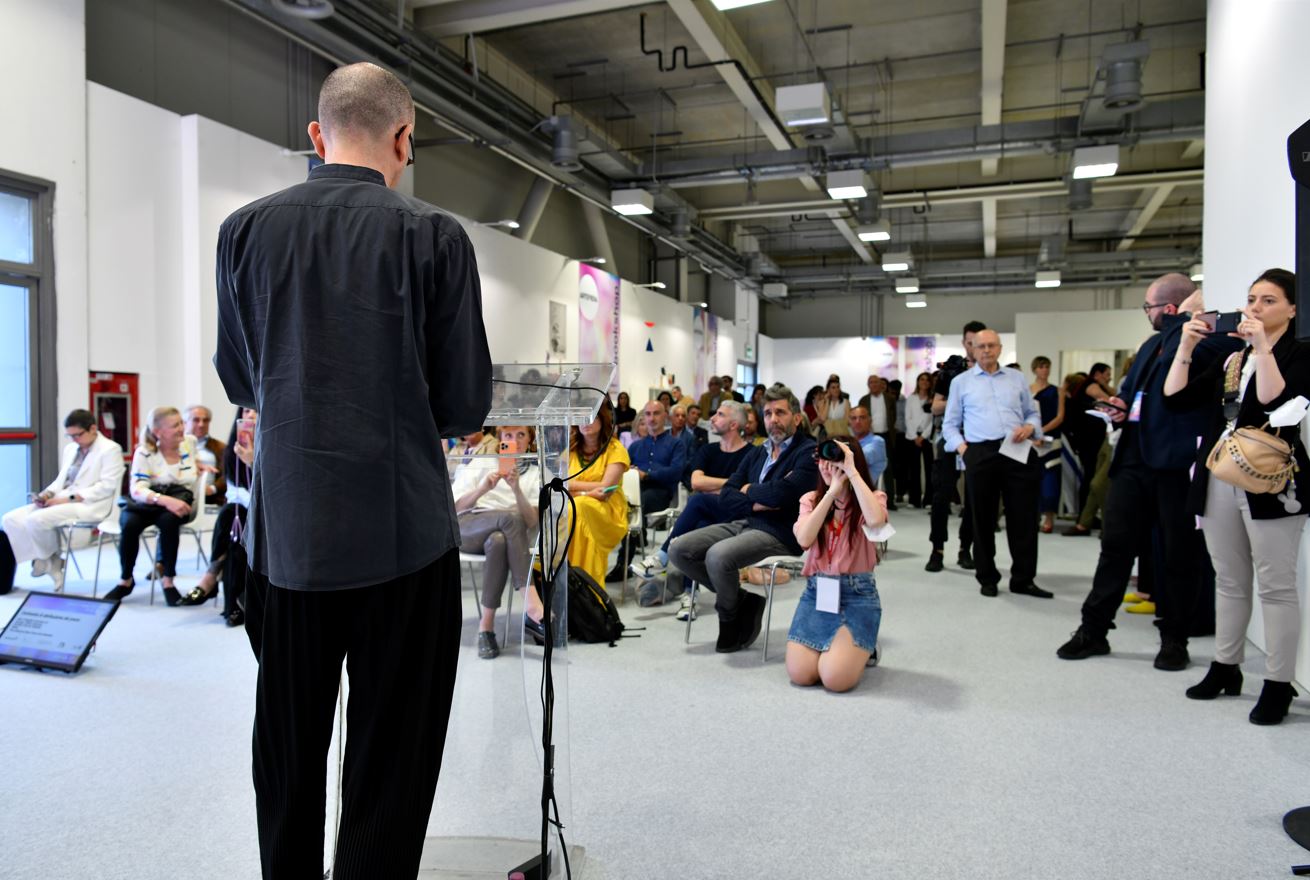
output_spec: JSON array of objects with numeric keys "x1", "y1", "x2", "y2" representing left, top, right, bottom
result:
[{"x1": 567, "y1": 399, "x2": 629, "y2": 584}]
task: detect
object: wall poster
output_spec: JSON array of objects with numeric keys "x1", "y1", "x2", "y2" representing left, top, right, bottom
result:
[{"x1": 578, "y1": 264, "x2": 620, "y2": 390}]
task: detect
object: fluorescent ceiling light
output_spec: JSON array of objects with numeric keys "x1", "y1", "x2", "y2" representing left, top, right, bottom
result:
[
  {"x1": 881, "y1": 251, "x2": 913, "y2": 273},
  {"x1": 611, "y1": 188, "x2": 654, "y2": 216},
  {"x1": 775, "y1": 81, "x2": 830, "y2": 127},
  {"x1": 1071, "y1": 144, "x2": 1119, "y2": 179},
  {"x1": 826, "y1": 169, "x2": 867, "y2": 200},
  {"x1": 1035, "y1": 270, "x2": 1062, "y2": 288},
  {"x1": 896, "y1": 276, "x2": 920, "y2": 294},
  {"x1": 712, "y1": 0, "x2": 773, "y2": 8},
  {"x1": 583, "y1": 256, "x2": 607, "y2": 265},
  {"x1": 482, "y1": 219, "x2": 520, "y2": 229},
  {"x1": 697, "y1": 301, "x2": 709, "y2": 308},
  {"x1": 635, "y1": 282, "x2": 667, "y2": 289},
  {"x1": 905, "y1": 293, "x2": 927, "y2": 308},
  {"x1": 1190, "y1": 262, "x2": 1204, "y2": 282},
  {"x1": 857, "y1": 219, "x2": 891, "y2": 242}
]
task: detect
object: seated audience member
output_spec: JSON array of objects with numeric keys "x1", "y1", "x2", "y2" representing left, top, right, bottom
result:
[
  {"x1": 566, "y1": 401, "x2": 629, "y2": 586},
  {"x1": 669, "y1": 402, "x2": 696, "y2": 454},
  {"x1": 179, "y1": 408, "x2": 248, "y2": 608},
  {"x1": 846, "y1": 406, "x2": 887, "y2": 485},
  {"x1": 105, "y1": 406, "x2": 205, "y2": 605},
  {"x1": 622, "y1": 415, "x2": 649, "y2": 449},
  {"x1": 0, "y1": 410, "x2": 124, "y2": 593},
  {"x1": 632, "y1": 400, "x2": 754, "y2": 613},
  {"x1": 627, "y1": 400, "x2": 688, "y2": 519},
  {"x1": 722, "y1": 375, "x2": 745, "y2": 403},
  {"x1": 447, "y1": 428, "x2": 498, "y2": 468},
  {"x1": 786, "y1": 437, "x2": 889, "y2": 692},
  {"x1": 614, "y1": 391, "x2": 638, "y2": 434},
  {"x1": 657, "y1": 390, "x2": 675, "y2": 411},
  {"x1": 903, "y1": 372, "x2": 935, "y2": 508},
  {"x1": 452, "y1": 425, "x2": 543, "y2": 660},
  {"x1": 744, "y1": 407, "x2": 766, "y2": 446},
  {"x1": 698, "y1": 375, "x2": 725, "y2": 418},
  {"x1": 185, "y1": 404, "x2": 227, "y2": 505},
  {"x1": 685, "y1": 403, "x2": 709, "y2": 444},
  {"x1": 668, "y1": 385, "x2": 818, "y2": 654},
  {"x1": 1165, "y1": 268, "x2": 1310, "y2": 724},
  {"x1": 1030, "y1": 356, "x2": 1066, "y2": 533}
]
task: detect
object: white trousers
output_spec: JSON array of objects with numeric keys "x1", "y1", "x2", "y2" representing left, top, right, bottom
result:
[
  {"x1": 1, "y1": 503, "x2": 100, "y2": 564},
  {"x1": 1200, "y1": 474, "x2": 1306, "y2": 682}
]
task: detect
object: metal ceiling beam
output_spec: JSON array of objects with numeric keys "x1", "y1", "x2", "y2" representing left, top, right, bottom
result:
[
  {"x1": 1115, "y1": 184, "x2": 1176, "y2": 252},
  {"x1": 981, "y1": 198, "x2": 998, "y2": 258},
  {"x1": 698, "y1": 169, "x2": 1204, "y2": 221},
  {"x1": 413, "y1": 0, "x2": 652, "y2": 37},
  {"x1": 1180, "y1": 139, "x2": 1205, "y2": 160},
  {"x1": 979, "y1": 0, "x2": 1007, "y2": 177},
  {"x1": 664, "y1": 0, "x2": 873, "y2": 264}
]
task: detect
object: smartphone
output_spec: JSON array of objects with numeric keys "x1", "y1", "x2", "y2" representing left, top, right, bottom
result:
[
  {"x1": 498, "y1": 438, "x2": 519, "y2": 475},
  {"x1": 1093, "y1": 399, "x2": 1129, "y2": 414},
  {"x1": 1197, "y1": 310, "x2": 1242, "y2": 334},
  {"x1": 237, "y1": 418, "x2": 255, "y2": 449},
  {"x1": 600, "y1": 484, "x2": 619, "y2": 494}
]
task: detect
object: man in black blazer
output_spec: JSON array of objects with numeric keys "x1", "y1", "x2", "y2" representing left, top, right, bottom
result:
[
  {"x1": 668, "y1": 384, "x2": 817, "y2": 654},
  {"x1": 1059, "y1": 273, "x2": 1241, "y2": 670}
]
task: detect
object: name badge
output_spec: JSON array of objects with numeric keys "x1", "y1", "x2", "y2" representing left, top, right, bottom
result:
[
  {"x1": 815, "y1": 576, "x2": 840, "y2": 614},
  {"x1": 1128, "y1": 391, "x2": 1145, "y2": 423}
]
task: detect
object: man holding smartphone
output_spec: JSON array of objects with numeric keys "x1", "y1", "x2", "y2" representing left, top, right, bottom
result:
[
  {"x1": 214, "y1": 63, "x2": 491, "y2": 879},
  {"x1": 1058, "y1": 273, "x2": 1240, "y2": 670}
]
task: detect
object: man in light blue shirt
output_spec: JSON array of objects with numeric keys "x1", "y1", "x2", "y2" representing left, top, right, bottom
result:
[
  {"x1": 848, "y1": 406, "x2": 888, "y2": 485},
  {"x1": 941, "y1": 330, "x2": 1050, "y2": 600}
]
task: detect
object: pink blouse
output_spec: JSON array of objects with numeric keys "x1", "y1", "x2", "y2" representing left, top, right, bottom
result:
[{"x1": 795, "y1": 490, "x2": 883, "y2": 577}]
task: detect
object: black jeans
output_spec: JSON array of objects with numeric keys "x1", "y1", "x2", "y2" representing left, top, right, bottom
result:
[
  {"x1": 1079, "y1": 464, "x2": 1198, "y2": 642},
  {"x1": 929, "y1": 446, "x2": 973, "y2": 553},
  {"x1": 119, "y1": 506, "x2": 184, "y2": 578},
  {"x1": 0, "y1": 531, "x2": 15, "y2": 594},
  {"x1": 246, "y1": 550, "x2": 461, "y2": 880},
  {"x1": 961, "y1": 440, "x2": 1041, "y2": 588},
  {"x1": 905, "y1": 438, "x2": 934, "y2": 507}
]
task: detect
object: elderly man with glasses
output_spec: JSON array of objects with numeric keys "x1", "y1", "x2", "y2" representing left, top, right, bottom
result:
[{"x1": 0, "y1": 410, "x2": 124, "y2": 593}]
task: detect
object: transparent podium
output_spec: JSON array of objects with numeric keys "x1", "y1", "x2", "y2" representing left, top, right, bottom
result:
[{"x1": 325, "y1": 363, "x2": 615, "y2": 879}]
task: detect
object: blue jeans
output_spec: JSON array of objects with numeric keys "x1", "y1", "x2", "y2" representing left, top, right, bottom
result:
[
  {"x1": 787, "y1": 572, "x2": 882, "y2": 652},
  {"x1": 660, "y1": 493, "x2": 728, "y2": 594}
]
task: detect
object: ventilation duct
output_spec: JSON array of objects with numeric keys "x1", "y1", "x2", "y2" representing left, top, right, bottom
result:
[
  {"x1": 670, "y1": 209, "x2": 691, "y2": 239},
  {"x1": 1038, "y1": 237, "x2": 1065, "y2": 266},
  {"x1": 270, "y1": 0, "x2": 334, "y2": 18},
  {"x1": 1068, "y1": 178, "x2": 1093, "y2": 212},
  {"x1": 1100, "y1": 41, "x2": 1150, "y2": 113},
  {"x1": 544, "y1": 116, "x2": 581, "y2": 172}
]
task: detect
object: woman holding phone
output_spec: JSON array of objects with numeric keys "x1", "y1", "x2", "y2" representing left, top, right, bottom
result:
[
  {"x1": 786, "y1": 436, "x2": 888, "y2": 693},
  {"x1": 1164, "y1": 268, "x2": 1310, "y2": 724},
  {"x1": 566, "y1": 401, "x2": 629, "y2": 586},
  {"x1": 452, "y1": 425, "x2": 543, "y2": 659}
]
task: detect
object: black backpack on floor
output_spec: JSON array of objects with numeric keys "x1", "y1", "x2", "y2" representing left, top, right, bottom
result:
[{"x1": 566, "y1": 566, "x2": 626, "y2": 646}]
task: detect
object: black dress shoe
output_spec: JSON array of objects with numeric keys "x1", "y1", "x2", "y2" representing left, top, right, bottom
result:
[
  {"x1": 979, "y1": 583, "x2": 999, "y2": 597},
  {"x1": 924, "y1": 551, "x2": 944, "y2": 573},
  {"x1": 1057, "y1": 628, "x2": 1110, "y2": 660},
  {"x1": 1153, "y1": 639, "x2": 1190, "y2": 671},
  {"x1": 1250, "y1": 679, "x2": 1298, "y2": 725},
  {"x1": 736, "y1": 591, "x2": 766, "y2": 650},
  {"x1": 162, "y1": 586, "x2": 183, "y2": 607},
  {"x1": 957, "y1": 550, "x2": 975, "y2": 570},
  {"x1": 1010, "y1": 583, "x2": 1054, "y2": 599},
  {"x1": 178, "y1": 586, "x2": 213, "y2": 606},
  {"x1": 523, "y1": 616, "x2": 547, "y2": 645},
  {"x1": 225, "y1": 607, "x2": 245, "y2": 628}
]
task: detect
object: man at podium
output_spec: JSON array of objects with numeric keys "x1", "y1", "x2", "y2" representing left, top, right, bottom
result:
[{"x1": 214, "y1": 62, "x2": 491, "y2": 879}]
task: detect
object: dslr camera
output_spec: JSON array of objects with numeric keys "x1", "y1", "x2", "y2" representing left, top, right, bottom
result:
[
  {"x1": 936, "y1": 353, "x2": 968, "y2": 383},
  {"x1": 814, "y1": 438, "x2": 846, "y2": 463}
]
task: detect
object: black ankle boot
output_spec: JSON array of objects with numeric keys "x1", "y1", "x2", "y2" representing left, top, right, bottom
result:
[
  {"x1": 1185, "y1": 661, "x2": 1242, "y2": 700},
  {"x1": 715, "y1": 614, "x2": 742, "y2": 653},
  {"x1": 1250, "y1": 679, "x2": 1298, "y2": 725}
]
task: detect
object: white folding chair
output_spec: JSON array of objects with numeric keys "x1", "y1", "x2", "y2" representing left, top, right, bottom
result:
[
  {"x1": 57, "y1": 521, "x2": 103, "y2": 591},
  {"x1": 618, "y1": 469, "x2": 642, "y2": 605},
  {"x1": 683, "y1": 554, "x2": 805, "y2": 661}
]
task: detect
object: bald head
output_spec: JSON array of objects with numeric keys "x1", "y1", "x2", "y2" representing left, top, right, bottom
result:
[
  {"x1": 973, "y1": 329, "x2": 1002, "y2": 370},
  {"x1": 317, "y1": 63, "x2": 414, "y2": 142},
  {"x1": 1147, "y1": 273, "x2": 1198, "y2": 308}
]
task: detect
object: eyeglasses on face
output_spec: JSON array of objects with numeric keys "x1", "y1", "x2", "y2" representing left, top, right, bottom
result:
[{"x1": 1141, "y1": 302, "x2": 1169, "y2": 313}]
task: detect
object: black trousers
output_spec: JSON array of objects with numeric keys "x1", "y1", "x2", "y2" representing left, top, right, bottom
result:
[
  {"x1": 119, "y1": 506, "x2": 184, "y2": 578},
  {"x1": 1080, "y1": 464, "x2": 1198, "y2": 642},
  {"x1": 0, "y1": 531, "x2": 14, "y2": 594},
  {"x1": 905, "y1": 439, "x2": 934, "y2": 507},
  {"x1": 961, "y1": 440, "x2": 1041, "y2": 588},
  {"x1": 245, "y1": 549, "x2": 462, "y2": 880},
  {"x1": 929, "y1": 447, "x2": 973, "y2": 552}
]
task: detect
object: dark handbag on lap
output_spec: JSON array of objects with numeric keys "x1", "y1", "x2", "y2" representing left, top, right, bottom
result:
[{"x1": 118, "y1": 483, "x2": 196, "y2": 513}]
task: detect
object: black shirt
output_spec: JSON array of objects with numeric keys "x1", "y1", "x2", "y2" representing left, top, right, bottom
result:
[
  {"x1": 691, "y1": 442, "x2": 752, "y2": 480},
  {"x1": 214, "y1": 164, "x2": 492, "y2": 591}
]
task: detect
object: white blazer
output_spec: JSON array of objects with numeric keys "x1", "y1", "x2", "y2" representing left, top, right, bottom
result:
[{"x1": 41, "y1": 432, "x2": 125, "y2": 521}]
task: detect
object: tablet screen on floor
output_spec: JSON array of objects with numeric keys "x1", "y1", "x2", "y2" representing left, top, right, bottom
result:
[{"x1": 0, "y1": 591, "x2": 119, "y2": 673}]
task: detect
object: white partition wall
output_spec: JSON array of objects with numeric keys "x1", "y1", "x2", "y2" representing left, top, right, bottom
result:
[{"x1": 1204, "y1": 0, "x2": 1310, "y2": 683}]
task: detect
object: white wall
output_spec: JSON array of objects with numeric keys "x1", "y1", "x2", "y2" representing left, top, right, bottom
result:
[
  {"x1": 619, "y1": 282, "x2": 696, "y2": 398},
  {"x1": 1205, "y1": 0, "x2": 1310, "y2": 684},
  {"x1": 1, "y1": 0, "x2": 88, "y2": 431},
  {"x1": 1203, "y1": 1, "x2": 1308, "y2": 311},
  {"x1": 1013, "y1": 309, "x2": 1154, "y2": 386}
]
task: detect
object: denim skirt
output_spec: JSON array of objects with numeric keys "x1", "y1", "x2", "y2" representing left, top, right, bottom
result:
[{"x1": 787, "y1": 571, "x2": 881, "y2": 653}]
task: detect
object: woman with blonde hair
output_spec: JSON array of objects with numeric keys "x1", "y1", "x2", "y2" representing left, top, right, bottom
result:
[{"x1": 105, "y1": 406, "x2": 205, "y2": 605}]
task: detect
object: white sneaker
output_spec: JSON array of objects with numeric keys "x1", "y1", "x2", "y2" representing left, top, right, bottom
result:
[
  {"x1": 629, "y1": 553, "x2": 666, "y2": 580},
  {"x1": 48, "y1": 557, "x2": 65, "y2": 592},
  {"x1": 675, "y1": 592, "x2": 696, "y2": 621}
]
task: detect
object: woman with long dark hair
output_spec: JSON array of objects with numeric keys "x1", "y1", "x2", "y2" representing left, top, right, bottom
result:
[
  {"x1": 903, "y1": 371, "x2": 936, "y2": 507},
  {"x1": 1164, "y1": 268, "x2": 1310, "y2": 724},
  {"x1": 566, "y1": 400, "x2": 629, "y2": 585},
  {"x1": 785, "y1": 435, "x2": 889, "y2": 692},
  {"x1": 613, "y1": 391, "x2": 637, "y2": 434}
]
